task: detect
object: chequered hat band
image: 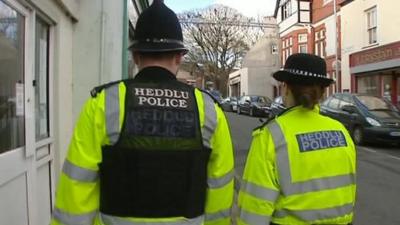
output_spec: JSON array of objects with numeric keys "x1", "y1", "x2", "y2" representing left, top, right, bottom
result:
[
  {"x1": 132, "y1": 38, "x2": 184, "y2": 45},
  {"x1": 284, "y1": 68, "x2": 326, "y2": 78}
]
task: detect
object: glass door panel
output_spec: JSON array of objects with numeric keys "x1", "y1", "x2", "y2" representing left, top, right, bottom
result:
[
  {"x1": 35, "y1": 18, "x2": 49, "y2": 141},
  {"x1": 0, "y1": 0, "x2": 25, "y2": 154}
]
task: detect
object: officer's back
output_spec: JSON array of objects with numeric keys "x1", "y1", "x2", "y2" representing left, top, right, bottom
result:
[{"x1": 50, "y1": 1, "x2": 234, "y2": 225}]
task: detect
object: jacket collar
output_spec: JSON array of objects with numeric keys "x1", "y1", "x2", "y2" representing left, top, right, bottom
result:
[{"x1": 133, "y1": 66, "x2": 177, "y2": 82}]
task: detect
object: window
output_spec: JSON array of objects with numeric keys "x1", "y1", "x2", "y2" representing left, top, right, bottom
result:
[
  {"x1": 281, "y1": 37, "x2": 293, "y2": 65},
  {"x1": 327, "y1": 96, "x2": 341, "y2": 110},
  {"x1": 298, "y1": 33, "x2": 307, "y2": 43},
  {"x1": 299, "y1": 44, "x2": 307, "y2": 53},
  {"x1": 0, "y1": 0, "x2": 25, "y2": 153},
  {"x1": 298, "y1": 33, "x2": 307, "y2": 53},
  {"x1": 366, "y1": 6, "x2": 377, "y2": 45},
  {"x1": 271, "y1": 44, "x2": 278, "y2": 54},
  {"x1": 35, "y1": 18, "x2": 50, "y2": 140},
  {"x1": 281, "y1": 0, "x2": 292, "y2": 20},
  {"x1": 357, "y1": 75, "x2": 379, "y2": 96},
  {"x1": 339, "y1": 95, "x2": 354, "y2": 108},
  {"x1": 315, "y1": 29, "x2": 326, "y2": 58}
]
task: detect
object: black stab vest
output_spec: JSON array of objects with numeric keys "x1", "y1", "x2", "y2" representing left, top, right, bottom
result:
[{"x1": 99, "y1": 79, "x2": 211, "y2": 218}]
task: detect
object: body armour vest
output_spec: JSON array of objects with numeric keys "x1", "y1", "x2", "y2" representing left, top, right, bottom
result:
[{"x1": 99, "y1": 79, "x2": 211, "y2": 218}]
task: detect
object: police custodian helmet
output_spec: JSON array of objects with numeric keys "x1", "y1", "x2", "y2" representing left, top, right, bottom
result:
[{"x1": 130, "y1": 0, "x2": 188, "y2": 53}]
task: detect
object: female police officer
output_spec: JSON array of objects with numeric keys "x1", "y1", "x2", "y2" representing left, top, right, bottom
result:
[
  {"x1": 237, "y1": 53, "x2": 356, "y2": 225},
  {"x1": 51, "y1": 1, "x2": 234, "y2": 225}
]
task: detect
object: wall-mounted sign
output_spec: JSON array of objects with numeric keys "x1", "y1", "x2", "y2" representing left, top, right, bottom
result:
[{"x1": 350, "y1": 41, "x2": 400, "y2": 67}]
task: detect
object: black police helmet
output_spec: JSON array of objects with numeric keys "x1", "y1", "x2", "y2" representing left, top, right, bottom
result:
[{"x1": 130, "y1": 0, "x2": 188, "y2": 53}]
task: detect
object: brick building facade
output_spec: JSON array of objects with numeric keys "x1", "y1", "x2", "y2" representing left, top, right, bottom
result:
[{"x1": 274, "y1": 0, "x2": 343, "y2": 95}]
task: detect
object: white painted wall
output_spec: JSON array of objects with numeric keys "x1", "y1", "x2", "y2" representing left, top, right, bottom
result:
[
  {"x1": 241, "y1": 68, "x2": 249, "y2": 95},
  {"x1": 72, "y1": 0, "x2": 124, "y2": 120},
  {"x1": 228, "y1": 68, "x2": 249, "y2": 96},
  {"x1": 277, "y1": 0, "x2": 298, "y2": 26},
  {"x1": 53, "y1": 14, "x2": 74, "y2": 176},
  {"x1": 324, "y1": 16, "x2": 336, "y2": 56},
  {"x1": 242, "y1": 35, "x2": 280, "y2": 99},
  {"x1": 341, "y1": 0, "x2": 400, "y2": 91}
]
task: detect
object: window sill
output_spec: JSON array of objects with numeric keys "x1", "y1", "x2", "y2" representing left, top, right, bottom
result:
[{"x1": 362, "y1": 43, "x2": 379, "y2": 49}]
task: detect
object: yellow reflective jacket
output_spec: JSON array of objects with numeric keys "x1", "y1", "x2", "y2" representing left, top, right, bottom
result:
[
  {"x1": 238, "y1": 106, "x2": 356, "y2": 225},
  {"x1": 51, "y1": 81, "x2": 234, "y2": 225}
]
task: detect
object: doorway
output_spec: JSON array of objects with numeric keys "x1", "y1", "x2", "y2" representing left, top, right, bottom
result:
[{"x1": 0, "y1": 1, "x2": 54, "y2": 224}]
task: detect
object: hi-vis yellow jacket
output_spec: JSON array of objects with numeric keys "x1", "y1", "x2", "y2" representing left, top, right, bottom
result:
[
  {"x1": 50, "y1": 82, "x2": 234, "y2": 225},
  {"x1": 238, "y1": 106, "x2": 356, "y2": 225}
]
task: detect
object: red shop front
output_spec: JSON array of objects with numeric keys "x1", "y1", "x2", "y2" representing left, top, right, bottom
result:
[{"x1": 350, "y1": 41, "x2": 400, "y2": 107}]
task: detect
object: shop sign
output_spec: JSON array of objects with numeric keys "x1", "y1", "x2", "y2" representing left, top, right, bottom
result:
[{"x1": 350, "y1": 41, "x2": 400, "y2": 67}]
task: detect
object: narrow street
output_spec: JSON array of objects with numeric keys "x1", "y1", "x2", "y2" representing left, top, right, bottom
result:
[{"x1": 225, "y1": 112, "x2": 400, "y2": 225}]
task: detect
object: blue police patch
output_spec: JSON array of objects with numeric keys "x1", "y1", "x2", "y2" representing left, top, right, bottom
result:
[{"x1": 296, "y1": 130, "x2": 347, "y2": 152}]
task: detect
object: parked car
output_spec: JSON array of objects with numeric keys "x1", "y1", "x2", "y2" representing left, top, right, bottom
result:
[
  {"x1": 221, "y1": 96, "x2": 238, "y2": 112},
  {"x1": 320, "y1": 93, "x2": 400, "y2": 146},
  {"x1": 269, "y1": 96, "x2": 286, "y2": 118},
  {"x1": 237, "y1": 95, "x2": 272, "y2": 117}
]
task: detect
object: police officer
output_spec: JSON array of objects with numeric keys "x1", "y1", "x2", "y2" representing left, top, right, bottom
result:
[
  {"x1": 237, "y1": 53, "x2": 356, "y2": 225},
  {"x1": 51, "y1": 1, "x2": 234, "y2": 225}
]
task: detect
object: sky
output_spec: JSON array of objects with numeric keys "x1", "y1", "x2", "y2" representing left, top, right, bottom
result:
[{"x1": 164, "y1": 0, "x2": 276, "y2": 18}]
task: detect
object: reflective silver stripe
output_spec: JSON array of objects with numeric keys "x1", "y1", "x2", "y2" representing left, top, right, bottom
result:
[
  {"x1": 62, "y1": 159, "x2": 98, "y2": 182},
  {"x1": 267, "y1": 121, "x2": 291, "y2": 194},
  {"x1": 241, "y1": 180, "x2": 279, "y2": 202},
  {"x1": 239, "y1": 208, "x2": 271, "y2": 225},
  {"x1": 286, "y1": 174, "x2": 356, "y2": 195},
  {"x1": 274, "y1": 203, "x2": 354, "y2": 221},
  {"x1": 106, "y1": 84, "x2": 120, "y2": 145},
  {"x1": 205, "y1": 208, "x2": 231, "y2": 221},
  {"x1": 208, "y1": 169, "x2": 234, "y2": 188},
  {"x1": 53, "y1": 207, "x2": 96, "y2": 225},
  {"x1": 267, "y1": 121, "x2": 355, "y2": 195},
  {"x1": 100, "y1": 213, "x2": 204, "y2": 225},
  {"x1": 201, "y1": 92, "x2": 217, "y2": 149}
]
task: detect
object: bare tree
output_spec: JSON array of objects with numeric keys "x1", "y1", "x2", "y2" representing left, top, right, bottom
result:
[{"x1": 179, "y1": 5, "x2": 264, "y2": 96}]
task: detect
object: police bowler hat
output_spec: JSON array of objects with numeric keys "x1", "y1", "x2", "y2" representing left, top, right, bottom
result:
[
  {"x1": 273, "y1": 53, "x2": 334, "y2": 87},
  {"x1": 130, "y1": 0, "x2": 188, "y2": 53}
]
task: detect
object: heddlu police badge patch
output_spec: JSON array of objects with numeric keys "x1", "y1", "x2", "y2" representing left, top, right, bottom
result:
[
  {"x1": 125, "y1": 86, "x2": 197, "y2": 138},
  {"x1": 296, "y1": 130, "x2": 347, "y2": 152}
]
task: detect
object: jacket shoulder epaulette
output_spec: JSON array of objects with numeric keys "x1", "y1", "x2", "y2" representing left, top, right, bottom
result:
[
  {"x1": 199, "y1": 89, "x2": 222, "y2": 107},
  {"x1": 90, "y1": 80, "x2": 123, "y2": 97},
  {"x1": 253, "y1": 117, "x2": 274, "y2": 132}
]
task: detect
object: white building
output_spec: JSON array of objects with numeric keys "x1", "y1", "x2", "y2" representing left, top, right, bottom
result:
[
  {"x1": 0, "y1": 0, "x2": 150, "y2": 224},
  {"x1": 340, "y1": 0, "x2": 400, "y2": 106},
  {"x1": 228, "y1": 17, "x2": 280, "y2": 99}
]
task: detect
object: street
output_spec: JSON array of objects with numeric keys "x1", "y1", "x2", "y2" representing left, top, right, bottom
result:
[{"x1": 225, "y1": 112, "x2": 400, "y2": 225}]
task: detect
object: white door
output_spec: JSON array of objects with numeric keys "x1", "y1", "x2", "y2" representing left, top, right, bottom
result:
[{"x1": 0, "y1": 1, "x2": 54, "y2": 225}]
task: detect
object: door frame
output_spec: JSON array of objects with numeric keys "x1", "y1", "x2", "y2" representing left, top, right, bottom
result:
[{"x1": 0, "y1": 1, "x2": 55, "y2": 224}]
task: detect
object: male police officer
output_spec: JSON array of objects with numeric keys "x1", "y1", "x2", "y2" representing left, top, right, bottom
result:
[
  {"x1": 50, "y1": 1, "x2": 234, "y2": 225},
  {"x1": 237, "y1": 53, "x2": 356, "y2": 225}
]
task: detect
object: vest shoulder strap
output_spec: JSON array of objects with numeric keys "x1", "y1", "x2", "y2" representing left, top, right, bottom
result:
[
  {"x1": 199, "y1": 89, "x2": 222, "y2": 107},
  {"x1": 90, "y1": 80, "x2": 126, "y2": 98}
]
